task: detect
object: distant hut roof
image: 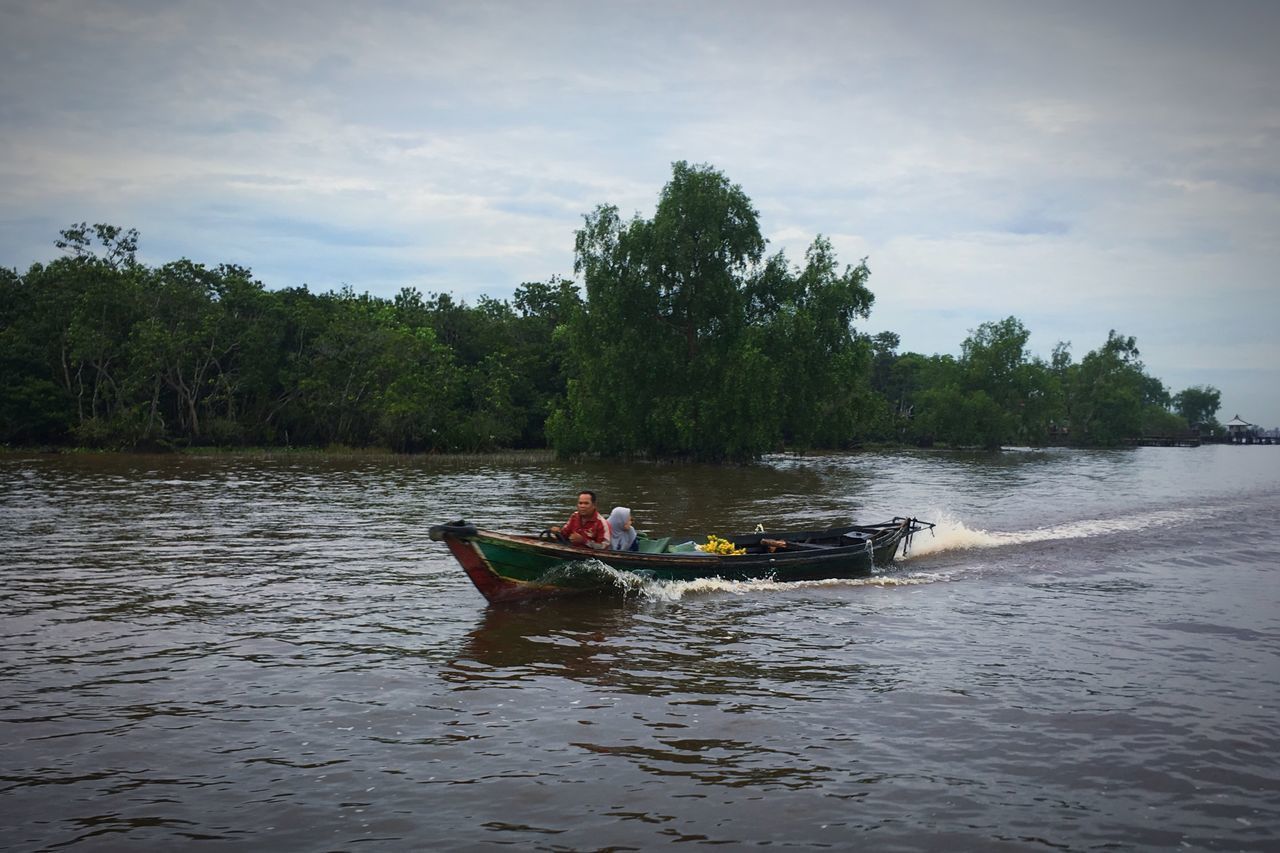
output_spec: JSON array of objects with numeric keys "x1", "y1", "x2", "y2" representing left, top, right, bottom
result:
[{"x1": 1226, "y1": 414, "x2": 1253, "y2": 427}]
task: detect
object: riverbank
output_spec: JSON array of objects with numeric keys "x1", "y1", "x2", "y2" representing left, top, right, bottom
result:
[
  {"x1": 1, "y1": 444, "x2": 558, "y2": 463},
  {"x1": 9, "y1": 435, "x2": 1263, "y2": 463}
]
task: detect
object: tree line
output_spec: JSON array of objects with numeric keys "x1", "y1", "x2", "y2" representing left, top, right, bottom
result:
[{"x1": 0, "y1": 164, "x2": 1223, "y2": 457}]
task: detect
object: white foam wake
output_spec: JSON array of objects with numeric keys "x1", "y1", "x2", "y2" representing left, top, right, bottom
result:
[
  {"x1": 636, "y1": 572, "x2": 944, "y2": 602},
  {"x1": 902, "y1": 506, "x2": 1214, "y2": 558},
  {"x1": 583, "y1": 503, "x2": 1213, "y2": 600},
  {"x1": 564, "y1": 558, "x2": 947, "y2": 602}
]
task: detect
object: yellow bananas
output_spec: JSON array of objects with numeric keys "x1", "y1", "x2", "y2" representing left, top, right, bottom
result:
[{"x1": 695, "y1": 534, "x2": 746, "y2": 556}]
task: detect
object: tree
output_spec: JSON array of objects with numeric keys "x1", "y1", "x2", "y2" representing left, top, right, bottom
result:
[
  {"x1": 18, "y1": 246, "x2": 149, "y2": 445},
  {"x1": 3, "y1": 216, "x2": 1202, "y2": 457},
  {"x1": 1173, "y1": 385, "x2": 1222, "y2": 429},
  {"x1": 55, "y1": 222, "x2": 139, "y2": 270},
  {"x1": 755, "y1": 236, "x2": 876, "y2": 447},
  {"x1": 960, "y1": 317, "x2": 1066, "y2": 446},
  {"x1": 0, "y1": 266, "x2": 72, "y2": 443},
  {"x1": 509, "y1": 277, "x2": 581, "y2": 446},
  {"x1": 958, "y1": 317, "x2": 1027, "y2": 446},
  {"x1": 649, "y1": 161, "x2": 764, "y2": 363},
  {"x1": 1071, "y1": 330, "x2": 1147, "y2": 445},
  {"x1": 550, "y1": 162, "x2": 882, "y2": 459},
  {"x1": 135, "y1": 260, "x2": 251, "y2": 441},
  {"x1": 869, "y1": 331, "x2": 900, "y2": 399},
  {"x1": 901, "y1": 317, "x2": 1059, "y2": 449},
  {"x1": 552, "y1": 162, "x2": 777, "y2": 459}
]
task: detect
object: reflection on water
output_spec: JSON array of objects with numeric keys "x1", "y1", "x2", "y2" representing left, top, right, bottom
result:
[
  {"x1": 2, "y1": 447, "x2": 1279, "y2": 850},
  {"x1": 447, "y1": 602, "x2": 632, "y2": 686},
  {"x1": 440, "y1": 597, "x2": 916, "y2": 804},
  {"x1": 447, "y1": 600, "x2": 906, "y2": 700}
]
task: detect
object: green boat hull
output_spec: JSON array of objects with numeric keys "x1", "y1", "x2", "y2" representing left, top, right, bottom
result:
[{"x1": 430, "y1": 518, "x2": 931, "y2": 604}]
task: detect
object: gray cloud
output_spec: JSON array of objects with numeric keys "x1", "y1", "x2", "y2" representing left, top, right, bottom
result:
[{"x1": 2, "y1": 0, "x2": 1278, "y2": 423}]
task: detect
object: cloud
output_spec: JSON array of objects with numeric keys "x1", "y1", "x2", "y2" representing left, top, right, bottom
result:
[{"x1": 2, "y1": 0, "x2": 1278, "y2": 423}]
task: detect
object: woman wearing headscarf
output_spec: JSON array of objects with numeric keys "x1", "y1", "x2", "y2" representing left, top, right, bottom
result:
[{"x1": 607, "y1": 507, "x2": 638, "y2": 551}]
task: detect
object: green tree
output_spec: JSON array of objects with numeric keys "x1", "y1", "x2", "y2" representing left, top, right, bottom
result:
[
  {"x1": 755, "y1": 237, "x2": 876, "y2": 447},
  {"x1": 416, "y1": 290, "x2": 569, "y2": 449},
  {"x1": 869, "y1": 331, "x2": 901, "y2": 399},
  {"x1": 551, "y1": 163, "x2": 884, "y2": 459},
  {"x1": 4, "y1": 217, "x2": 1204, "y2": 458},
  {"x1": 0, "y1": 266, "x2": 72, "y2": 443},
  {"x1": 277, "y1": 288, "x2": 463, "y2": 451},
  {"x1": 20, "y1": 228, "x2": 148, "y2": 446},
  {"x1": 902, "y1": 317, "x2": 1058, "y2": 449},
  {"x1": 372, "y1": 324, "x2": 460, "y2": 452},
  {"x1": 957, "y1": 317, "x2": 1026, "y2": 446},
  {"x1": 1172, "y1": 385, "x2": 1222, "y2": 430},
  {"x1": 960, "y1": 317, "x2": 1061, "y2": 446},
  {"x1": 1071, "y1": 330, "x2": 1148, "y2": 445},
  {"x1": 552, "y1": 162, "x2": 778, "y2": 459},
  {"x1": 650, "y1": 161, "x2": 764, "y2": 364},
  {"x1": 55, "y1": 222, "x2": 139, "y2": 269},
  {"x1": 132, "y1": 260, "x2": 254, "y2": 442},
  {"x1": 510, "y1": 277, "x2": 581, "y2": 446}
]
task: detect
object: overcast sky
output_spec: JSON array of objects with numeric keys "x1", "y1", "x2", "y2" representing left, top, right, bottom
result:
[{"x1": 3, "y1": 0, "x2": 1278, "y2": 426}]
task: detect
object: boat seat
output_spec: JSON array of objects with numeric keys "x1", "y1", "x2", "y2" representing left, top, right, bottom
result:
[{"x1": 784, "y1": 540, "x2": 836, "y2": 551}]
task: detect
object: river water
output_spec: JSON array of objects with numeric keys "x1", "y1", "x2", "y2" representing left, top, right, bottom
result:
[{"x1": 2, "y1": 446, "x2": 1278, "y2": 851}]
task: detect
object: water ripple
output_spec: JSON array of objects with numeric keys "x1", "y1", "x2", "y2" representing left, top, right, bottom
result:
[{"x1": 2, "y1": 449, "x2": 1278, "y2": 850}]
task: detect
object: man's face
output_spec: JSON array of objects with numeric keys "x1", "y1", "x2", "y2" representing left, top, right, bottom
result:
[{"x1": 576, "y1": 493, "x2": 595, "y2": 517}]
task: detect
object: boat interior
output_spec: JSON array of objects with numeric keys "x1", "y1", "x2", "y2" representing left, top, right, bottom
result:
[{"x1": 634, "y1": 523, "x2": 897, "y2": 556}]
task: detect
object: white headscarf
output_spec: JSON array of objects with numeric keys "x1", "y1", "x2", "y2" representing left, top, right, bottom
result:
[{"x1": 607, "y1": 507, "x2": 637, "y2": 551}]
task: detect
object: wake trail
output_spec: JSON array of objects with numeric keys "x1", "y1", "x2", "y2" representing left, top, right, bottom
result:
[
  {"x1": 902, "y1": 506, "x2": 1218, "y2": 558},
  {"x1": 636, "y1": 572, "x2": 942, "y2": 602},
  {"x1": 603, "y1": 504, "x2": 1223, "y2": 601}
]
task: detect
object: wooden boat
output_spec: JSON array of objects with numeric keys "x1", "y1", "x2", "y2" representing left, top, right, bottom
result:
[{"x1": 429, "y1": 517, "x2": 935, "y2": 604}]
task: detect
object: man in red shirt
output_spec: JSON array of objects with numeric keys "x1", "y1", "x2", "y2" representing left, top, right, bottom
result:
[{"x1": 551, "y1": 491, "x2": 611, "y2": 550}]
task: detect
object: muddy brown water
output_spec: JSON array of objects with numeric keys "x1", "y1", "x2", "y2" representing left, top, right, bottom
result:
[{"x1": 3, "y1": 447, "x2": 1278, "y2": 850}]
